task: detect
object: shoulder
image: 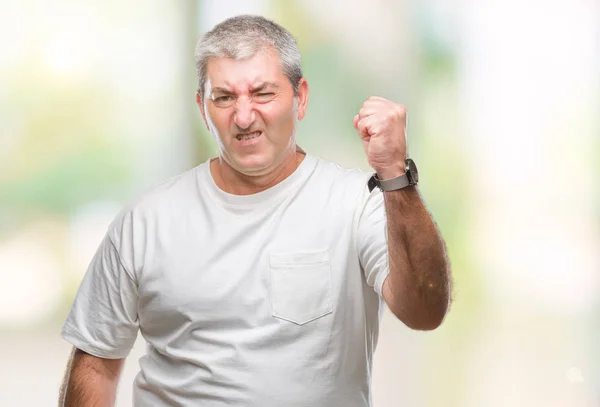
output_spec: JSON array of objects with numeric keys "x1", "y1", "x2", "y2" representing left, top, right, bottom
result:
[
  {"x1": 308, "y1": 155, "x2": 384, "y2": 216},
  {"x1": 107, "y1": 162, "x2": 206, "y2": 240},
  {"x1": 135, "y1": 164, "x2": 204, "y2": 210},
  {"x1": 310, "y1": 155, "x2": 373, "y2": 190},
  {"x1": 101, "y1": 163, "x2": 207, "y2": 276},
  {"x1": 301, "y1": 155, "x2": 378, "y2": 216}
]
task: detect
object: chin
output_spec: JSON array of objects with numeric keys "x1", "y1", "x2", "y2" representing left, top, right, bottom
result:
[{"x1": 232, "y1": 153, "x2": 276, "y2": 175}]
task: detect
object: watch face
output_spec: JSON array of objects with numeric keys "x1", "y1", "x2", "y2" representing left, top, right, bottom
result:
[
  {"x1": 406, "y1": 158, "x2": 419, "y2": 184},
  {"x1": 367, "y1": 175, "x2": 379, "y2": 193}
]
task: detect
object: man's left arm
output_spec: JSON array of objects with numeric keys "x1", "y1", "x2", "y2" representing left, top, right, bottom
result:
[
  {"x1": 354, "y1": 96, "x2": 453, "y2": 330},
  {"x1": 381, "y1": 185, "x2": 452, "y2": 330}
]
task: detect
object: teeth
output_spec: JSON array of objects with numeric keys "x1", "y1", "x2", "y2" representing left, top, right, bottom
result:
[{"x1": 237, "y1": 131, "x2": 261, "y2": 141}]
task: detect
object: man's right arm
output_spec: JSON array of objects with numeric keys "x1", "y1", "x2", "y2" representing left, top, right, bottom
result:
[{"x1": 58, "y1": 347, "x2": 125, "y2": 407}]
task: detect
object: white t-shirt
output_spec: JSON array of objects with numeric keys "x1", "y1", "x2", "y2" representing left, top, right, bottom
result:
[{"x1": 61, "y1": 153, "x2": 390, "y2": 407}]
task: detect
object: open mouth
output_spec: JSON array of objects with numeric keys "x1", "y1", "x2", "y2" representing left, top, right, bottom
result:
[{"x1": 236, "y1": 131, "x2": 261, "y2": 141}]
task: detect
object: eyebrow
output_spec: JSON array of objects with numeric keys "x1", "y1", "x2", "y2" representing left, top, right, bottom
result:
[
  {"x1": 249, "y1": 82, "x2": 278, "y2": 93},
  {"x1": 211, "y1": 82, "x2": 279, "y2": 95},
  {"x1": 211, "y1": 87, "x2": 234, "y2": 95}
]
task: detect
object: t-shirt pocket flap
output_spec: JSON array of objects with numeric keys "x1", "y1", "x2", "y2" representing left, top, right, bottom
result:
[{"x1": 270, "y1": 249, "x2": 332, "y2": 325}]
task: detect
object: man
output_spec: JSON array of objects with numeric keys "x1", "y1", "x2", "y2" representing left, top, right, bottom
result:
[{"x1": 59, "y1": 14, "x2": 452, "y2": 407}]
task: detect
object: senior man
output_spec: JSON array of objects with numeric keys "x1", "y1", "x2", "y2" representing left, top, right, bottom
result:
[{"x1": 59, "y1": 14, "x2": 452, "y2": 407}]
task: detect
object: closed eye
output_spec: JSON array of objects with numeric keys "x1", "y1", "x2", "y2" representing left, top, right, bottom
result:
[{"x1": 254, "y1": 92, "x2": 275, "y2": 102}]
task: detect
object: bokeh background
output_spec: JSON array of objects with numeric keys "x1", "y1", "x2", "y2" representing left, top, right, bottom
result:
[{"x1": 1, "y1": 0, "x2": 598, "y2": 406}]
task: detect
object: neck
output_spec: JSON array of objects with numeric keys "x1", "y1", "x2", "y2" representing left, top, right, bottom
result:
[{"x1": 211, "y1": 148, "x2": 305, "y2": 195}]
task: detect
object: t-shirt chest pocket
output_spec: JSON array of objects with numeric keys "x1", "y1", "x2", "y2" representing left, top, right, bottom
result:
[{"x1": 269, "y1": 249, "x2": 333, "y2": 325}]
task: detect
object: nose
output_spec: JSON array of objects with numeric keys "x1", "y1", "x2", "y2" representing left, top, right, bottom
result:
[{"x1": 233, "y1": 98, "x2": 256, "y2": 130}]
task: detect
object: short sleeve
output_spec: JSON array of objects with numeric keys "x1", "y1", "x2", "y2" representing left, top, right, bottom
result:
[
  {"x1": 356, "y1": 186, "x2": 390, "y2": 296},
  {"x1": 60, "y1": 232, "x2": 139, "y2": 359}
]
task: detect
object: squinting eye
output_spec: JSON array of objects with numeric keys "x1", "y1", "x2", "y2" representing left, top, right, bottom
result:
[{"x1": 255, "y1": 92, "x2": 275, "y2": 101}]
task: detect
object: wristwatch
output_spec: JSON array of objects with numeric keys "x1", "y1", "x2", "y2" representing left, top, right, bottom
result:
[{"x1": 368, "y1": 158, "x2": 419, "y2": 192}]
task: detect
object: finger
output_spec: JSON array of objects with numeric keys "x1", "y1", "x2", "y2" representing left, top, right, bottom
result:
[
  {"x1": 358, "y1": 106, "x2": 377, "y2": 120},
  {"x1": 359, "y1": 99, "x2": 391, "y2": 118},
  {"x1": 356, "y1": 116, "x2": 373, "y2": 141},
  {"x1": 353, "y1": 114, "x2": 360, "y2": 129}
]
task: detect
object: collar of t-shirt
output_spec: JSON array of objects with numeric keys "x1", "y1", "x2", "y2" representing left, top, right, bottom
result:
[{"x1": 202, "y1": 153, "x2": 318, "y2": 212}]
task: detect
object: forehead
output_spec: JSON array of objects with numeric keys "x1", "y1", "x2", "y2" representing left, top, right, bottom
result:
[{"x1": 205, "y1": 48, "x2": 288, "y2": 92}]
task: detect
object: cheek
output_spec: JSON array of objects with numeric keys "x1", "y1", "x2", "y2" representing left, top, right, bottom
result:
[
  {"x1": 206, "y1": 107, "x2": 231, "y2": 134},
  {"x1": 260, "y1": 102, "x2": 296, "y2": 129}
]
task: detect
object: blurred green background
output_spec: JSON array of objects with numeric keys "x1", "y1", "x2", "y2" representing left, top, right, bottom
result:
[{"x1": 0, "y1": 0, "x2": 598, "y2": 406}]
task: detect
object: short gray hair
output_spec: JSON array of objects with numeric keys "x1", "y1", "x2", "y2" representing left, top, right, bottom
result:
[{"x1": 195, "y1": 15, "x2": 303, "y2": 101}]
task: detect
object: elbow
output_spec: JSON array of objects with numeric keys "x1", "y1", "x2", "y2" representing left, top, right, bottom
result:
[
  {"x1": 383, "y1": 271, "x2": 453, "y2": 331},
  {"x1": 407, "y1": 312, "x2": 446, "y2": 331},
  {"x1": 402, "y1": 310, "x2": 447, "y2": 331},
  {"x1": 389, "y1": 301, "x2": 449, "y2": 331}
]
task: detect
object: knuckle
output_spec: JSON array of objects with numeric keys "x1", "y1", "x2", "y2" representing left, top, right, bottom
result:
[
  {"x1": 385, "y1": 111, "x2": 397, "y2": 123},
  {"x1": 396, "y1": 105, "x2": 407, "y2": 116}
]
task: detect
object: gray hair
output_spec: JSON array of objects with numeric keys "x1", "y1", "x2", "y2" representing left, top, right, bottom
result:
[{"x1": 195, "y1": 15, "x2": 303, "y2": 101}]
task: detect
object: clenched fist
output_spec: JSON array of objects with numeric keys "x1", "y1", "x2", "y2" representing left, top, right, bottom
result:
[{"x1": 353, "y1": 96, "x2": 408, "y2": 180}]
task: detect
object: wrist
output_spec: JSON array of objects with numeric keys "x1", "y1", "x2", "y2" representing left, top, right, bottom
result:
[
  {"x1": 376, "y1": 165, "x2": 406, "y2": 180},
  {"x1": 368, "y1": 158, "x2": 418, "y2": 193}
]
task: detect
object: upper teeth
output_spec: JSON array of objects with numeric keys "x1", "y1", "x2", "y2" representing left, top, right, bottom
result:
[{"x1": 237, "y1": 132, "x2": 260, "y2": 140}]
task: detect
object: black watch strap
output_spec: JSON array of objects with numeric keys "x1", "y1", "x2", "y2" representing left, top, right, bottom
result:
[
  {"x1": 367, "y1": 159, "x2": 418, "y2": 193},
  {"x1": 368, "y1": 173, "x2": 411, "y2": 192}
]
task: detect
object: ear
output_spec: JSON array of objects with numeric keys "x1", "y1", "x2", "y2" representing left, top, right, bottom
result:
[
  {"x1": 196, "y1": 92, "x2": 210, "y2": 130},
  {"x1": 296, "y1": 78, "x2": 309, "y2": 121}
]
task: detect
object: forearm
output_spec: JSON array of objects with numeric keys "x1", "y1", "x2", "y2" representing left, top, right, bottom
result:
[
  {"x1": 383, "y1": 186, "x2": 452, "y2": 330},
  {"x1": 59, "y1": 349, "x2": 123, "y2": 407}
]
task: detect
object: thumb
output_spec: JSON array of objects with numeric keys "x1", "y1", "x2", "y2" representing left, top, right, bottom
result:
[
  {"x1": 356, "y1": 116, "x2": 372, "y2": 141},
  {"x1": 353, "y1": 114, "x2": 360, "y2": 129}
]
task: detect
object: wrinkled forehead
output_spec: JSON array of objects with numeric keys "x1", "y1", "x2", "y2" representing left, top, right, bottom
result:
[{"x1": 204, "y1": 48, "x2": 288, "y2": 95}]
